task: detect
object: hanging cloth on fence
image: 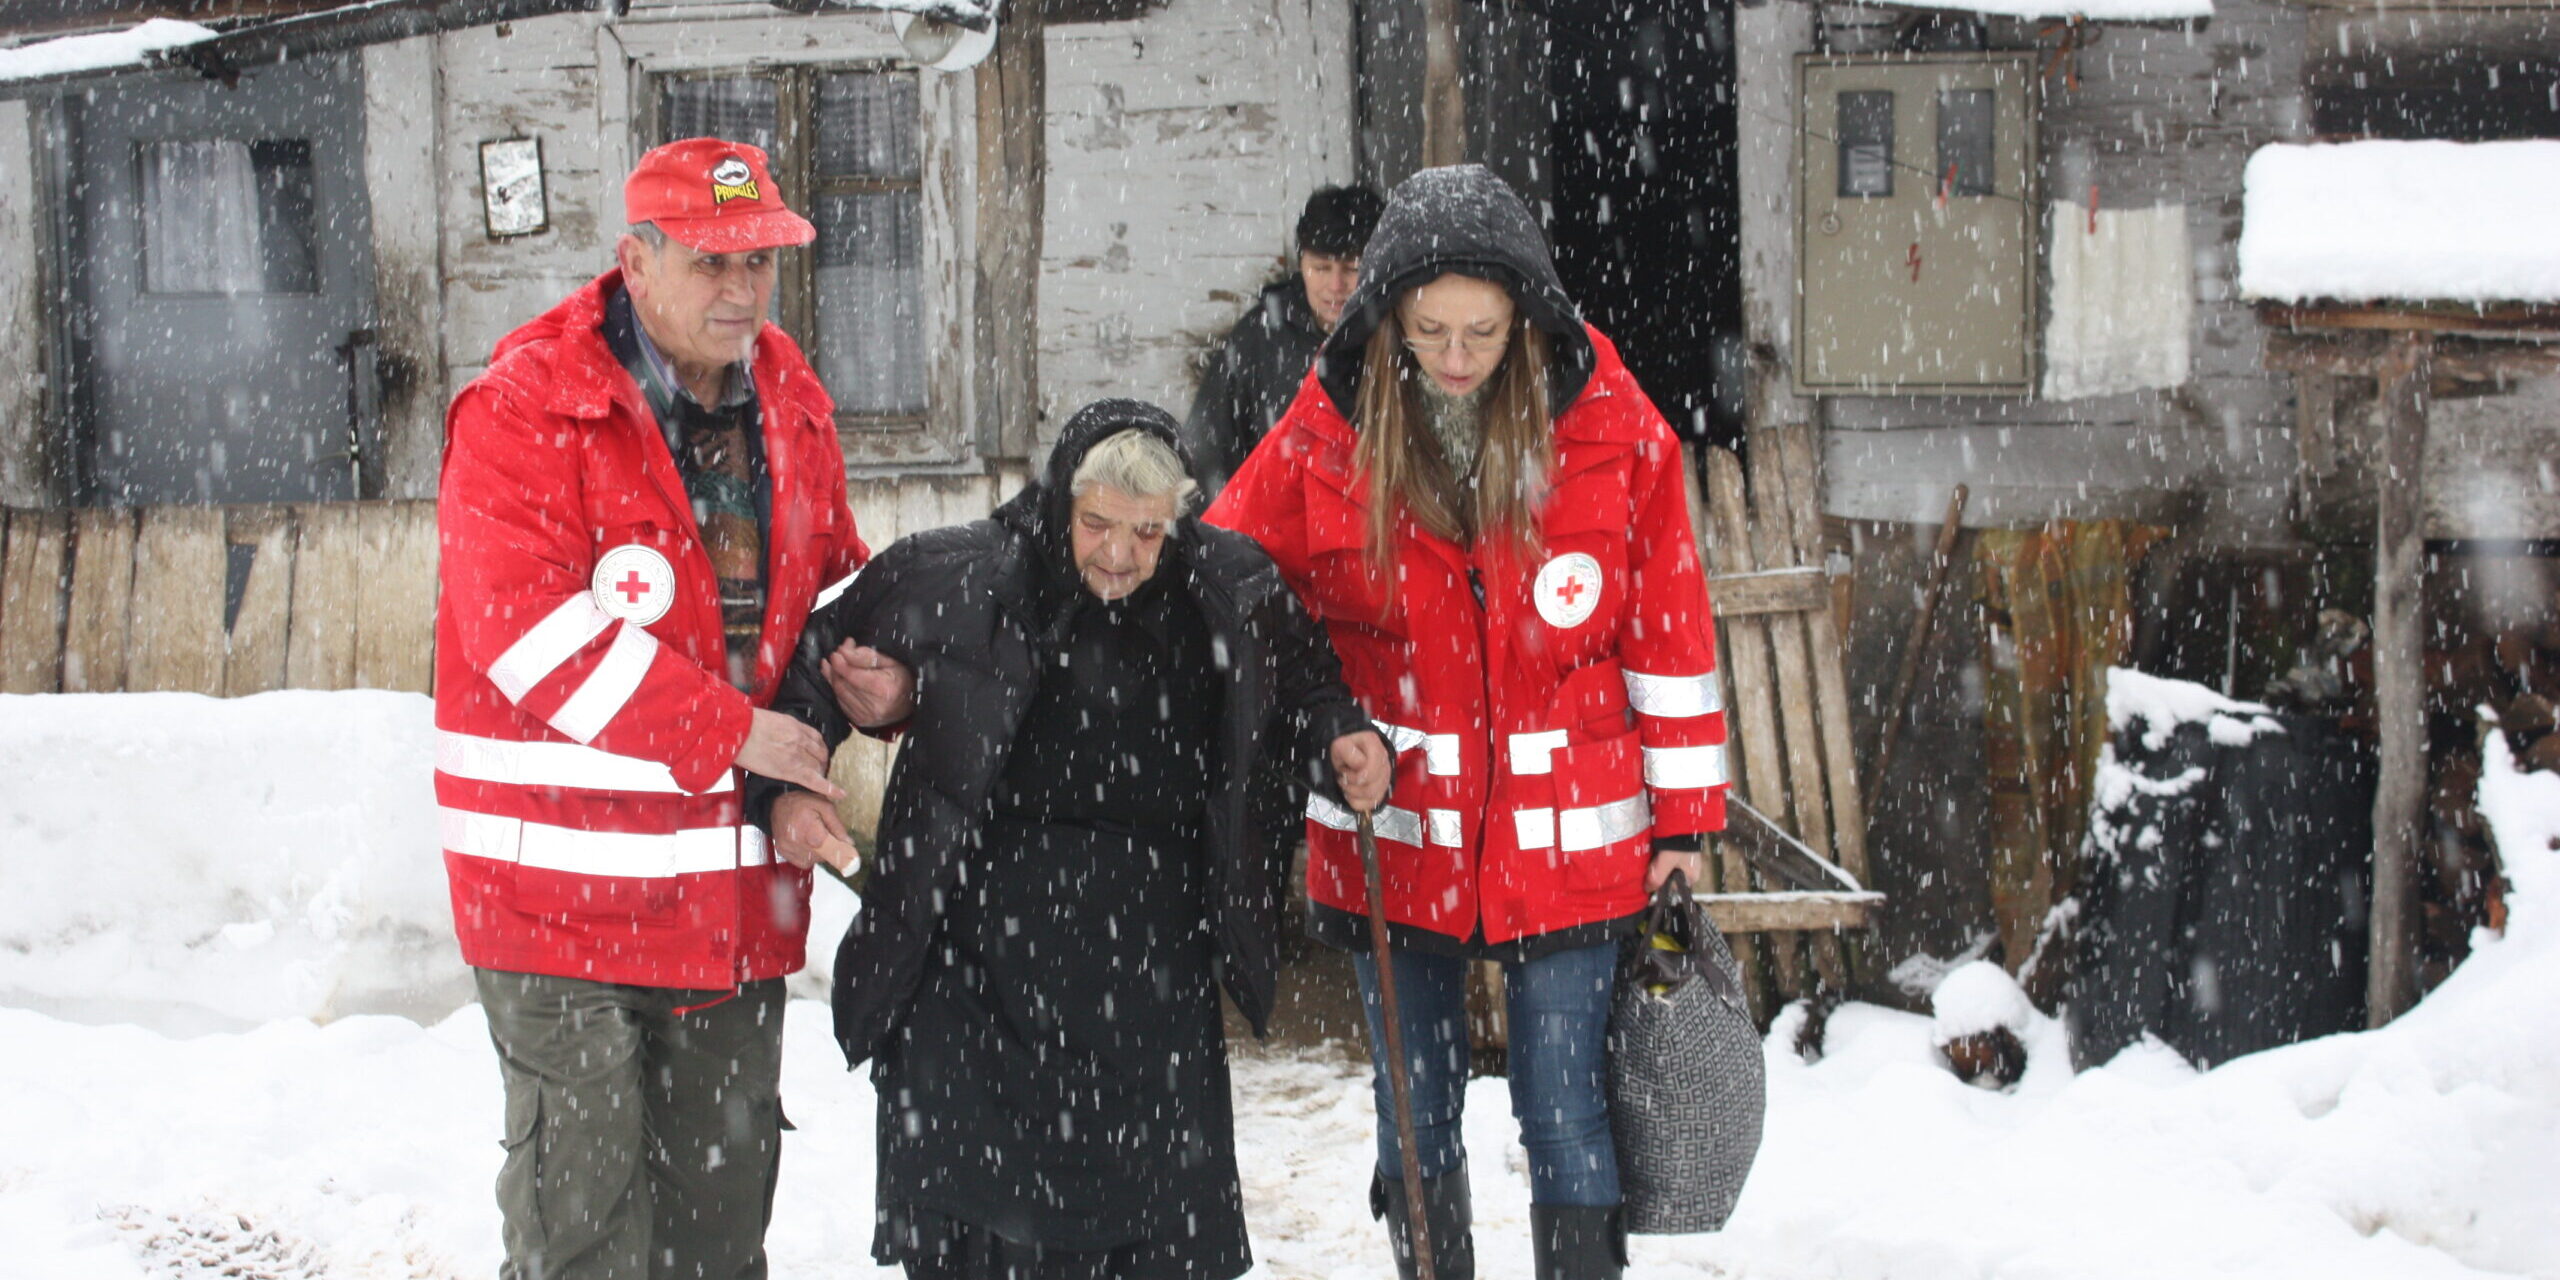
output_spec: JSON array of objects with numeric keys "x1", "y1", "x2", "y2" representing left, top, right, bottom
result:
[{"x1": 1975, "y1": 519, "x2": 2167, "y2": 1004}]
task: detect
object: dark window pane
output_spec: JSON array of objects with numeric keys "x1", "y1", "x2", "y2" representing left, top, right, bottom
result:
[
  {"x1": 660, "y1": 77, "x2": 781, "y2": 155},
  {"x1": 814, "y1": 72, "x2": 920, "y2": 180},
  {"x1": 814, "y1": 190, "x2": 925, "y2": 416},
  {"x1": 1837, "y1": 90, "x2": 1894, "y2": 199},
  {"x1": 140, "y1": 139, "x2": 317, "y2": 294},
  {"x1": 250, "y1": 140, "x2": 318, "y2": 291},
  {"x1": 1937, "y1": 89, "x2": 1995, "y2": 198}
]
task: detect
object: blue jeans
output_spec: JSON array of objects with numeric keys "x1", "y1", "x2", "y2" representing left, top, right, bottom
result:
[{"x1": 1353, "y1": 941, "x2": 1621, "y2": 1207}]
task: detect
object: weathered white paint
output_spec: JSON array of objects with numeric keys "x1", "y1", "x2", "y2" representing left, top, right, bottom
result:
[
  {"x1": 435, "y1": 12, "x2": 613, "y2": 394},
  {"x1": 2424, "y1": 376, "x2": 2560, "y2": 542},
  {"x1": 363, "y1": 37, "x2": 444, "y2": 499},
  {"x1": 1038, "y1": 0, "x2": 1356, "y2": 453},
  {"x1": 0, "y1": 100, "x2": 51, "y2": 505}
]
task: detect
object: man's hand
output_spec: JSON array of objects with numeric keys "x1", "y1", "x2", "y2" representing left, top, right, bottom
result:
[
  {"x1": 735, "y1": 708, "x2": 845, "y2": 799},
  {"x1": 824, "y1": 642, "x2": 916, "y2": 729},
  {"x1": 1328, "y1": 730, "x2": 1392, "y2": 814},
  {"x1": 1646, "y1": 847, "x2": 1706, "y2": 894},
  {"x1": 771, "y1": 790, "x2": 861, "y2": 875}
]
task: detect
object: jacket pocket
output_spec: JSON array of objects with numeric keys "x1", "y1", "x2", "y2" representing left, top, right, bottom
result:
[
  {"x1": 1553, "y1": 727, "x2": 1650, "y2": 892},
  {"x1": 1556, "y1": 658, "x2": 1634, "y2": 740},
  {"x1": 508, "y1": 863, "x2": 685, "y2": 926}
]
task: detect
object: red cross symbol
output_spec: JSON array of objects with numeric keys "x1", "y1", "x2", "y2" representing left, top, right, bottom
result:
[
  {"x1": 616, "y1": 570, "x2": 652, "y2": 604},
  {"x1": 1556, "y1": 576, "x2": 1589, "y2": 607}
]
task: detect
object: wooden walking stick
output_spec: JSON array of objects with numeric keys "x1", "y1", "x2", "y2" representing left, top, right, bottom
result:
[{"x1": 1358, "y1": 811, "x2": 1437, "y2": 1280}]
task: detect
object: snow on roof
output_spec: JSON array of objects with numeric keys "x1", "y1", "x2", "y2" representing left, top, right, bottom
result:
[
  {"x1": 1862, "y1": 0, "x2": 2211, "y2": 22},
  {"x1": 2239, "y1": 140, "x2": 2560, "y2": 305},
  {"x1": 0, "y1": 17, "x2": 215, "y2": 83}
]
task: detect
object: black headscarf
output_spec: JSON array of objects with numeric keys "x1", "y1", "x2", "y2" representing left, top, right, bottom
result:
[
  {"x1": 1313, "y1": 164, "x2": 1598, "y2": 415},
  {"x1": 992, "y1": 397, "x2": 1194, "y2": 629}
]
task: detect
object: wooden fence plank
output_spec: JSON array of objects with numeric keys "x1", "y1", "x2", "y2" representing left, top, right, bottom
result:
[
  {"x1": 288, "y1": 504, "x2": 363, "y2": 690},
  {"x1": 1, "y1": 509, "x2": 69, "y2": 693},
  {"x1": 128, "y1": 506, "x2": 227, "y2": 694},
  {"x1": 1685, "y1": 462, "x2": 1767, "y2": 1014},
  {"x1": 1744, "y1": 430, "x2": 1834, "y2": 861},
  {"x1": 1701, "y1": 448, "x2": 1802, "y2": 1017},
  {"x1": 1781, "y1": 424, "x2": 1870, "y2": 887},
  {"x1": 1751, "y1": 432, "x2": 1853, "y2": 998},
  {"x1": 1701, "y1": 449, "x2": 1787, "y2": 814},
  {"x1": 353, "y1": 501, "x2": 438, "y2": 693},
  {"x1": 224, "y1": 506, "x2": 298, "y2": 696},
  {"x1": 62, "y1": 508, "x2": 137, "y2": 693}
]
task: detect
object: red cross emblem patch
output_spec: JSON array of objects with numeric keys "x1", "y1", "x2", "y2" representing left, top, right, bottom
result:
[
  {"x1": 1533, "y1": 552, "x2": 1604, "y2": 629},
  {"x1": 591, "y1": 544, "x2": 676, "y2": 627}
]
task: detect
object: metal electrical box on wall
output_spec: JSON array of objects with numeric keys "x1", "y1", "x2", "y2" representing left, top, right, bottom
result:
[{"x1": 1798, "y1": 53, "x2": 2038, "y2": 396}]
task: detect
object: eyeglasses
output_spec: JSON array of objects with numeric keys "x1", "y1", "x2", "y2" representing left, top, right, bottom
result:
[{"x1": 1401, "y1": 331, "x2": 1510, "y2": 355}]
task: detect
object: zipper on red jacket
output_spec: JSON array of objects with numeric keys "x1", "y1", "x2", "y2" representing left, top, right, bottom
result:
[{"x1": 1465, "y1": 560, "x2": 1492, "y2": 931}]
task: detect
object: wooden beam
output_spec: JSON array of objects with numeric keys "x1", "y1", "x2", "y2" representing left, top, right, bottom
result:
[
  {"x1": 2265, "y1": 329, "x2": 2560, "y2": 380},
  {"x1": 1702, "y1": 892, "x2": 1880, "y2": 935},
  {"x1": 1706, "y1": 566, "x2": 1829, "y2": 617},
  {"x1": 1420, "y1": 0, "x2": 1463, "y2": 166},
  {"x1": 2368, "y1": 331, "x2": 2430, "y2": 1028},
  {"x1": 1702, "y1": 449, "x2": 1787, "y2": 821},
  {"x1": 2259, "y1": 300, "x2": 2560, "y2": 338},
  {"x1": 973, "y1": 0, "x2": 1044, "y2": 458},
  {"x1": 1781, "y1": 419, "x2": 1867, "y2": 887},
  {"x1": 1865, "y1": 483, "x2": 1966, "y2": 803}
]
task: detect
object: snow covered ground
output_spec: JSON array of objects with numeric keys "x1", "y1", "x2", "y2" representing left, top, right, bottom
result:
[{"x1": 2, "y1": 690, "x2": 2555, "y2": 1279}]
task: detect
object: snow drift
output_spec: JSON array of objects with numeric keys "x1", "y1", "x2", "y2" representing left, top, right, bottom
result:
[{"x1": 0, "y1": 690, "x2": 2554, "y2": 1279}]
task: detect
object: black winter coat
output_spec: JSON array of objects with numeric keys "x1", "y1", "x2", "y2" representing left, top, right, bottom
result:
[
  {"x1": 1181, "y1": 277, "x2": 1326, "y2": 496},
  {"x1": 755, "y1": 400, "x2": 1373, "y2": 1068}
]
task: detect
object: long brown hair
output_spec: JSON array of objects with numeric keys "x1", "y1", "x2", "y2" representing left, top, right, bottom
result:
[{"x1": 1350, "y1": 304, "x2": 1553, "y2": 582}]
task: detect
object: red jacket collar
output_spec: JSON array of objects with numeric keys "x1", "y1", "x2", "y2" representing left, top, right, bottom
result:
[{"x1": 480, "y1": 269, "x2": 832, "y2": 427}]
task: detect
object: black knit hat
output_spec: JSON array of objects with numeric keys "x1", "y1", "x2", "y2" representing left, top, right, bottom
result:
[{"x1": 1295, "y1": 184, "x2": 1386, "y2": 258}]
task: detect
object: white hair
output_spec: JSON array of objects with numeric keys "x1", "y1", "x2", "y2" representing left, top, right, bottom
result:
[{"x1": 1069, "y1": 429, "x2": 1198, "y2": 521}]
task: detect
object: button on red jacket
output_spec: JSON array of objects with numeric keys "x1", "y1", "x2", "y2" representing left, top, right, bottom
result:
[
  {"x1": 1205, "y1": 325, "x2": 1729, "y2": 947},
  {"x1": 435, "y1": 270, "x2": 866, "y2": 989}
]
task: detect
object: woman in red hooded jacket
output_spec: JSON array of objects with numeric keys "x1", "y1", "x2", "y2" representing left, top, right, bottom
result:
[{"x1": 1206, "y1": 165, "x2": 1730, "y2": 1280}]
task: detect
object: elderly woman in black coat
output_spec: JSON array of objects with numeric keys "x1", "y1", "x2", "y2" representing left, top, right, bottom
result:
[{"x1": 754, "y1": 399, "x2": 1390, "y2": 1280}]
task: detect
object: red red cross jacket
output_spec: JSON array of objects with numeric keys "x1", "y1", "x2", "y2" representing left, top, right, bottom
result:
[
  {"x1": 1205, "y1": 326, "x2": 1729, "y2": 946},
  {"x1": 434, "y1": 270, "x2": 866, "y2": 989}
]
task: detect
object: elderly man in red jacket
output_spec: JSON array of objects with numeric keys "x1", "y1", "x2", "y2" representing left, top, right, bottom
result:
[{"x1": 436, "y1": 137, "x2": 906, "y2": 1280}]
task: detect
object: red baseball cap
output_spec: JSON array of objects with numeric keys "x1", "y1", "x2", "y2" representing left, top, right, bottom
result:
[{"x1": 624, "y1": 137, "x2": 815, "y2": 253}]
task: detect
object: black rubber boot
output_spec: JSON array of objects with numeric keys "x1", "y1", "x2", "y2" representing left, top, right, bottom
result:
[
  {"x1": 1530, "y1": 1204, "x2": 1626, "y2": 1280},
  {"x1": 1370, "y1": 1168, "x2": 1476, "y2": 1280}
]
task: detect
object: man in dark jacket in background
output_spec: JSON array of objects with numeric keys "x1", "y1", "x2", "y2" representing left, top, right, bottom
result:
[{"x1": 1182, "y1": 183, "x2": 1384, "y2": 497}]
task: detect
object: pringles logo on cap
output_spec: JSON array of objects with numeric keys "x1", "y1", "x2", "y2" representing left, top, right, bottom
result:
[{"x1": 709, "y1": 156, "x2": 760, "y2": 206}]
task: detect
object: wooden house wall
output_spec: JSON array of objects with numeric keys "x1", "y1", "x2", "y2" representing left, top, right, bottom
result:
[
  {"x1": 1766, "y1": 0, "x2": 2314, "y2": 543},
  {"x1": 1039, "y1": 0, "x2": 1356, "y2": 446},
  {"x1": 0, "y1": 0, "x2": 1354, "y2": 695}
]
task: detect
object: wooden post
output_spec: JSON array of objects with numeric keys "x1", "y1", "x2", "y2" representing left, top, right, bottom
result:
[
  {"x1": 1421, "y1": 0, "x2": 1464, "y2": 167},
  {"x1": 2368, "y1": 331, "x2": 2431, "y2": 1027},
  {"x1": 975, "y1": 0, "x2": 1045, "y2": 457}
]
